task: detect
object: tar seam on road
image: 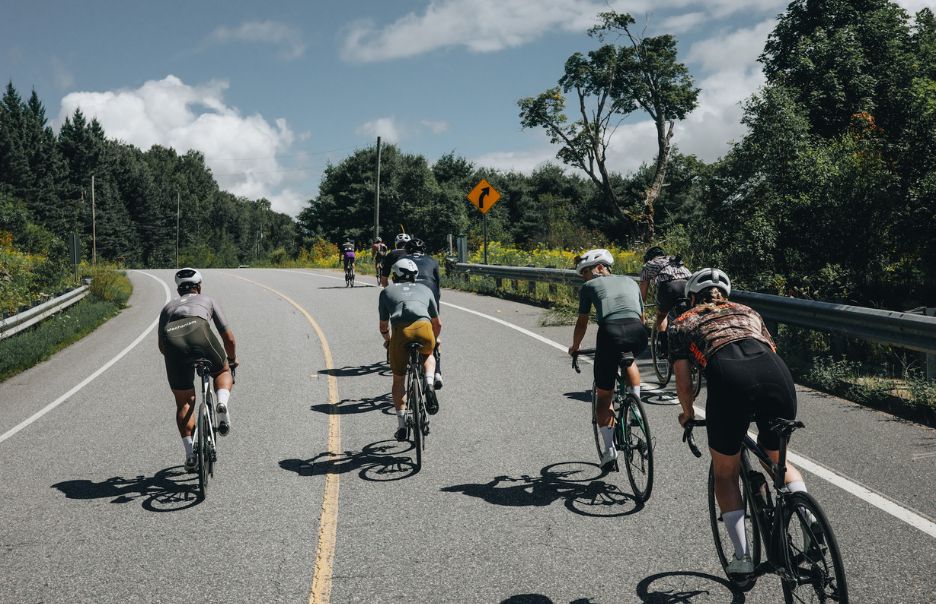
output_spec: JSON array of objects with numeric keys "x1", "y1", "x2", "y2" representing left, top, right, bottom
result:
[
  {"x1": 0, "y1": 271, "x2": 171, "y2": 446},
  {"x1": 230, "y1": 274, "x2": 341, "y2": 604},
  {"x1": 276, "y1": 269, "x2": 936, "y2": 540}
]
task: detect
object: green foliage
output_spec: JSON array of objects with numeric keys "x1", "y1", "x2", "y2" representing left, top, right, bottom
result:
[{"x1": 87, "y1": 266, "x2": 131, "y2": 306}]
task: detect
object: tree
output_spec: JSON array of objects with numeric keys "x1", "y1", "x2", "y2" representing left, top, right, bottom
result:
[{"x1": 518, "y1": 11, "x2": 698, "y2": 241}]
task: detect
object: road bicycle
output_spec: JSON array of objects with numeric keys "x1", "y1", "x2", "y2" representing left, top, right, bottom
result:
[
  {"x1": 191, "y1": 359, "x2": 218, "y2": 501},
  {"x1": 573, "y1": 348, "x2": 654, "y2": 502},
  {"x1": 648, "y1": 303, "x2": 702, "y2": 398},
  {"x1": 344, "y1": 259, "x2": 356, "y2": 287},
  {"x1": 404, "y1": 342, "x2": 430, "y2": 472},
  {"x1": 683, "y1": 419, "x2": 848, "y2": 602}
]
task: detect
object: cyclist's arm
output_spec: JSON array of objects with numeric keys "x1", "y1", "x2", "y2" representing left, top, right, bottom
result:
[
  {"x1": 431, "y1": 316, "x2": 441, "y2": 338},
  {"x1": 639, "y1": 279, "x2": 649, "y2": 303},
  {"x1": 221, "y1": 329, "x2": 237, "y2": 366},
  {"x1": 569, "y1": 314, "x2": 589, "y2": 355},
  {"x1": 673, "y1": 359, "x2": 695, "y2": 425},
  {"x1": 379, "y1": 320, "x2": 391, "y2": 344}
]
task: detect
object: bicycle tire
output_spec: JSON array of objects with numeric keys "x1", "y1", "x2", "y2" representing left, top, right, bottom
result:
[
  {"x1": 205, "y1": 390, "x2": 216, "y2": 478},
  {"x1": 407, "y1": 354, "x2": 423, "y2": 471},
  {"x1": 619, "y1": 394, "x2": 654, "y2": 501},
  {"x1": 780, "y1": 492, "x2": 848, "y2": 604},
  {"x1": 650, "y1": 330, "x2": 672, "y2": 386},
  {"x1": 707, "y1": 462, "x2": 761, "y2": 591},
  {"x1": 691, "y1": 363, "x2": 703, "y2": 399},
  {"x1": 196, "y1": 404, "x2": 210, "y2": 500},
  {"x1": 590, "y1": 384, "x2": 602, "y2": 459}
]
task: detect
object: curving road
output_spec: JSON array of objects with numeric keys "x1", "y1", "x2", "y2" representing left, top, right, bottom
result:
[{"x1": 0, "y1": 269, "x2": 934, "y2": 603}]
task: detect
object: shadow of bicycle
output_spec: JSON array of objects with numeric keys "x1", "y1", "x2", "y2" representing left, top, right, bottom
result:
[
  {"x1": 51, "y1": 465, "x2": 201, "y2": 512},
  {"x1": 310, "y1": 392, "x2": 394, "y2": 416},
  {"x1": 280, "y1": 439, "x2": 419, "y2": 481},
  {"x1": 635, "y1": 571, "x2": 746, "y2": 603},
  {"x1": 442, "y1": 461, "x2": 643, "y2": 517},
  {"x1": 318, "y1": 362, "x2": 390, "y2": 378}
]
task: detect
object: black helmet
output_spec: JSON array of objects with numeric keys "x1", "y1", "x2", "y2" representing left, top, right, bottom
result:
[
  {"x1": 643, "y1": 246, "x2": 666, "y2": 263},
  {"x1": 405, "y1": 238, "x2": 426, "y2": 254}
]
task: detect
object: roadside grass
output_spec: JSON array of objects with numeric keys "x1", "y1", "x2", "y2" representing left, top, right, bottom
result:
[{"x1": 0, "y1": 268, "x2": 132, "y2": 382}]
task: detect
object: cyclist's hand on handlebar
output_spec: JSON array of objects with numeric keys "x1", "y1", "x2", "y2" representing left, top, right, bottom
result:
[
  {"x1": 227, "y1": 357, "x2": 238, "y2": 370},
  {"x1": 382, "y1": 340, "x2": 390, "y2": 350},
  {"x1": 678, "y1": 408, "x2": 695, "y2": 428},
  {"x1": 568, "y1": 345, "x2": 578, "y2": 357}
]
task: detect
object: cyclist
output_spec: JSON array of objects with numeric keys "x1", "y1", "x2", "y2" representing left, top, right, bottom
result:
[
  {"x1": 379, "y1": 233, "x2": 411, "y2": 287},
  {"x1": 640, "y1": 246, "x2": 691, "y2": 357},
  {"x1": 378, "y1": 258, "x2": 442, "y2": 441},
  {"x1": 669, "y1": 268, "x2": 806, "y2": 577},
  {"x1": 567, "y1": 249, "x2": 646, "y2": 470},
  {"x1": 340, "y1": 239, "x2": 356, "y2": 276},
  {"x1": 371, "y1": 237, "x2": 388, "y2": 277},
  {"x1": 157, "y1": 268, "x2": 238, "y2": 472},
  {"x1": 404, "y1": 237, "x2": 443, "y2": 389}
]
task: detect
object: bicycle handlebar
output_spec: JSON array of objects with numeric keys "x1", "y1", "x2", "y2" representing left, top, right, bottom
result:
[
  {"x1": 571, "y1": 348, "x2": 596, "y2": 373},
  {"x1": 682, "y1": 419, "x2": 707, "y2": 458}
]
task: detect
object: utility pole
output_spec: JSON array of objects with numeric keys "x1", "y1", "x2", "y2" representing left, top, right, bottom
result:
[
  {"x1": 91, "y1": 174, "x2": 97, "y2": 268},
  {"x1": 176, "y1": 191, "x2": 180, "y2": 269},
  {"x1": 374, "y1": 136, "x2": 382, "y2": 242}
]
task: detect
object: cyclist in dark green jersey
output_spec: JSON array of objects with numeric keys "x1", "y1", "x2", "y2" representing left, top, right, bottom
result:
[{"x1": 568, "y1": 249, "x2": 646, "y2": 470}]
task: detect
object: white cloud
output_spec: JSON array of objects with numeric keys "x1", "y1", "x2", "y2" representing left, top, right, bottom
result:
[
  {"x1": 421, "y1": 119, "x2": 450, "y2": 134},
  {"x1": 473, "y1": 145, "x2": 558, "y2": 174},
  {"x1": 58, "y1": 75, "x2": 301, "y2": 215},
  {"x1": 208, "y1": 20, "x2": 305, "y2": 60},
  {"x1": 50, "y1": 57, "x2": 75, "y2": 91},
  {"x1": 340, "y1": 0, "x2": 787, "y2": 62},
  {"x1": 895, "y1": 0, "x2": 933, "y2": 13},
  {"x1": 356, "y1": 117, "x2": 404, "y2": 143},
  {"x1": 660, "y1": 12, "x2": 708, "y2": 34},
  {"x1": 687, "y1": 19, "x2": 776, "y2": 73}
]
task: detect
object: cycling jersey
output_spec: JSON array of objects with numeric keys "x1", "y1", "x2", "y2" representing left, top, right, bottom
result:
[
  {"x1": 378, "y1": 282, "x2": 438, "y2": 325},
  {"x1": 406, "y1": 253, "x2": 441, "y2": 305},
  {"x1": 159, "y1": 294, "x2": 228, "y2": 336},
  {"x1": 372, "y1": 243, "x2": 388, "y2": 258},
  {"x1": 578, "y1": 275, "x2": 643, "y2": 323},
  {"x1": 159, "y1": 294, "x2": 229, "y2": 389},
  {"x1": 640, "y1": 256, "x2": 691, "y2": 285},
  {"x1": 380, "y1": 249, "x2": 409, "y2": 279},
  {"x1": 668, "y1": 301, "x2": 776, "y2": 368},
  {"x1": 341, "y1": 244, "x2": 355, "y2": 258}
]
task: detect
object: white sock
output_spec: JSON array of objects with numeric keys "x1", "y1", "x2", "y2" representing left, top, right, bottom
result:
[
  {"x1": 425, "y1": 373, "x2": 434, "y2": 388},
  {"x1": 599, "y1": 425, "x2": 615, "y2": 451},
  {"x1": 628, "y1": 385, "x2": 641, "y2": 399},
  {"x1": 786, "y1": 480, "x2": 807, "y2": 493},
  {"x1": 217, "y1": 388, "x2": 230, "y2": 410},
  {"x1": 396, "y1": 409, "x2": 407, "y2": 428},
  {"x1": 182, "y1": 436, "x2": 194, "y2": 458},
  {"x1": 722, "y1": 509, "x2": 748, "y2": 559}
]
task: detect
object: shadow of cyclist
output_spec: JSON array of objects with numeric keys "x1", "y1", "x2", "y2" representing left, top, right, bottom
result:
[
  {"x1": 51, "y1": 465, "x2": 201, "y2": 512},
  {"x1": 280, "y1": 439, "x2": 419, "y2": 482},
  {"x1": 635, "y1": 571, "x2": 746, "y2": 603},
  {"x1": 310, "y1": 393, "x2": 394, "y2": 416},
  {"x1": 441, "y1": 461, "x2": 643, "y2": 517},
  {"x1": 319, "y1": 362, "x2": 390, "y2": 378}
]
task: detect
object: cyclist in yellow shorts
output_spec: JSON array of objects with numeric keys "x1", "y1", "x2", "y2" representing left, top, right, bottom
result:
[{"x1": 378, "y1": 258, "x2": 442, "y2": 441}]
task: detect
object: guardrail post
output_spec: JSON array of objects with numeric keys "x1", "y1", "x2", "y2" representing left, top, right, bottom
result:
[
  {"x1": 495, "y1": 277, "x2": 502, "y2": 289},
  {"x1": 927, "y1": 308, "x2": 936, "y2": 380},
  {"x1": 527, "y1": 280, "x2": 536, "y2": 296}
]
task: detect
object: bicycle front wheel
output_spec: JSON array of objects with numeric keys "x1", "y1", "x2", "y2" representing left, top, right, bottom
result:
[
  {"x1": 650, "y1": 331, "x2": 672, "y2": 386},
  {"x1": 619, "y1": 394, "x2": 654, "y2": 502},
  {"x1": 196, "y1": 404, "x2": 210, "y2": 500},
  {"x1": 707, "y1": 462, "x2": 761, "y2": 591},
  {"x1": 691, "y1": 363, "x2": 703, "y2": 399},
  {"x1": 781, "y1": 492, "x2": 848, "y2": 603}
]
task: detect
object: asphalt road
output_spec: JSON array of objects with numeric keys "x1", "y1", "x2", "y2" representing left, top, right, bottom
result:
[{"x1": 1, "y1": 268, "x2": 933, "y2": 603}]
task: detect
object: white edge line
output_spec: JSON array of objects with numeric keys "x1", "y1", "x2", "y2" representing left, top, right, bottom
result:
[
  {"x1": 0, "y1": 271, "x2": 171, "y2": 446},
  {"x1": 441, "y1": 298, "x2": 936, "y2": 540}
]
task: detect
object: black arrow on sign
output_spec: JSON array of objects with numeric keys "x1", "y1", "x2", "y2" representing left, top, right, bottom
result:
[{"x1": 479, "y1": 187, "x2": 489, "y2": 210}]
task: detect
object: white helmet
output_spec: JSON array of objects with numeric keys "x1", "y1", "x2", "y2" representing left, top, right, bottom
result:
[
  {"x1": 685, "y1": 268, "x2": 731, "y2": 298},
  {"x1": 575, "y1": 249, "x2": 614, "y2": 275},
  {"x1": 394, "y1": 233, "x2": 411, "y2": 249},
  {"x1": 391, "y1": 258, "x2": 419, "y2": 281},
  {"x1": 175, "y1": 267, "x2": 203, "y2": 290}
]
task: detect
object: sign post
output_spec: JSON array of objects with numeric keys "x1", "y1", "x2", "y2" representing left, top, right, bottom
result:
[
  {"x1": 69, "y1": 233, "x2": 81, "y2": 283},
  {"x1": 466, "y1": 179, "x2": 501, "y2": 265}
]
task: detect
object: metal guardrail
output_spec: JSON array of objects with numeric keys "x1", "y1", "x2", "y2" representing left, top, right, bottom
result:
[
  {"x1": 447, "y1": 262, "x2": 936, "y2": 356},
  {"x1": 0, "y1": 285, "x2": 90, "y2": 340}
]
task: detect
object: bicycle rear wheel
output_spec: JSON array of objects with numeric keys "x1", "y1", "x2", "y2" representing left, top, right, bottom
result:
[
  {"x1": 196, "y1": 404, "x2": 210, "y2": 500},
  {"x1": 407, "y1": 356, "x2": 423, "y2": 472},
  {"x1": 619, "y1": 394, "x2": 654, "y2": 502},
  {"x1": 707, "y1": 462, "x2": 761, "y2": 591},
  {"x1": 650, "y1": 331, "x2": 672, "y2": 386},
  {"x1": 781, "y1": 492, "x2": 848, "y2": 603},
  {"x1": 590, "y1": 384, "x2": 603, "y2": 459}
]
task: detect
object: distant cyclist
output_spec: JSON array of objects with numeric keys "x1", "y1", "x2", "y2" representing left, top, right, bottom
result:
[
  {"x1": 379, "y1": 258, "x2": 442, "y2": 441},
  {"x1": 340, "y1": 239, "x2": 356, "y2": 274},
  {"x1": 158, "y1": 268, "x2": 238, "y2": 472},
  {"x1": 379, "y1": 233, "x2": 411, "y2": 287},
  {"x1": 568, "y1": 249, "x2": 646, "y2": 470},
  {"x1": 404, "y1": 237, "x2": 444, "y2": 389},
  {"x1": 371, "y1": 237, "x2": 388, "y2": 277},
  {"x1": 640, "y1": 246, "x2": 691, "y2": 356},
  {"x1": 669, "y1": 268, "x2": 806, "y2": 577}
]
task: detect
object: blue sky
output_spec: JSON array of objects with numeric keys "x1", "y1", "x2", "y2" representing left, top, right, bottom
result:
[{"x1": 2, "y1": 0, "x2": 928, "y2": 216}]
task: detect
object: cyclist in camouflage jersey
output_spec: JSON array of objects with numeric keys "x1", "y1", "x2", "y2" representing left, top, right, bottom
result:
[
  {"x1": 640, "y1": 246, "x2": 691, "y2": 356},
  {"x1": 669, "y1": 268, "x2": 807, "y2": 577}
]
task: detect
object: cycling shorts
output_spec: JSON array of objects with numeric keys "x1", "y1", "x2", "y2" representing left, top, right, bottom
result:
[
  {"x1": 656, "y1": 279, "x2": 688, "y2": 315},
  {"x1": 594, "y1": 318, "x2": 647, "y2": 391},
  {"x1": 704, "y1": 338, "x2": 797, "y2": 455},
  {"x1": 162, "y1": 317, "x2": 226, "y2": 390},
  {"x1": 389, "y1": 320, "x2": 435, "y2": 376}
]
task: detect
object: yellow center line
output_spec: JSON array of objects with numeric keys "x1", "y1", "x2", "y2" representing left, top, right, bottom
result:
[{"x1": 230, "y1": 274, "x2": 340, "y2": 604}]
